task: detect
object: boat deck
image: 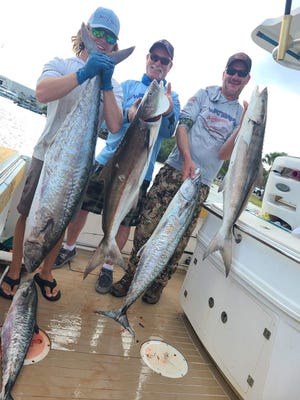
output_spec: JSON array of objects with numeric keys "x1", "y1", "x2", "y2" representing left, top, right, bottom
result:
[{"x1": 0, "y1": 248, "x2": 240, "y2": 400}]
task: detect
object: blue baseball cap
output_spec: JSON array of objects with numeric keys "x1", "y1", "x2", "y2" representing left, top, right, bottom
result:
[{"x1": 88, "y1": 7, "x2": 120, "y2": 38}]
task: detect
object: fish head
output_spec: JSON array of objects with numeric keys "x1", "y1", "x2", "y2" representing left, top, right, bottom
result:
[
  {"x1": 12, "y1": 279, "x2": 37, "y2": 308},
  {"x1": 19, "y1": 279, "x2": 37, "y2": 298},
  {"x1": 246, "y1": 86, "x2": 268, "y2": 126},
  {"x1": 138, "y1": 80, "x2": 169, "y2": 120}
]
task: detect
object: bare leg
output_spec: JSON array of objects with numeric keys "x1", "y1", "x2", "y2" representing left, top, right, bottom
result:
[
  {"x1": 65, "y1": 209, "x2": 89, "y2": 246},
  {"x1": 37, "y1": 235, "x2": 64, "y2": 299},
  {"x1": 0, "y1": 214, "x2": 26, "y2": 296},
  {"x1": 115, "y1": 224, "x2": 131, "y2": 250}
]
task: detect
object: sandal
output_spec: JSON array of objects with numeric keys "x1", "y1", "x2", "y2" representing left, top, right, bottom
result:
[
  {"x1": 0, "y1": 275, "x2": 21, "y2": 300},
  {"x1": 34, "y1": 273, "x2": 61, "y2": 302}
]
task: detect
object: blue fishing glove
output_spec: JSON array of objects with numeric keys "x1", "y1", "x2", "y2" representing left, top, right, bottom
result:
[
  {"x1": 76, "y1": 53, "x2": 112, "y2": 85},
  {"x1": 100, "y1": 59, "x2": 115, "y2": 91}
]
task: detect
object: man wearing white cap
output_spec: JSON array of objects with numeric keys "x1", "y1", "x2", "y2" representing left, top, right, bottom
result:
[{"x1": 0, "y1": 7, "x2": 124, "y2": 301}]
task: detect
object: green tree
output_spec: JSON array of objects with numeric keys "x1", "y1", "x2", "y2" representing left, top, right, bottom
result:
[
  {"x1": 262, "y1": 152, "x2": 288, "y2": 170},
  {"x1": 157, "y1": 137, "x2": 176, "y2": 163}
]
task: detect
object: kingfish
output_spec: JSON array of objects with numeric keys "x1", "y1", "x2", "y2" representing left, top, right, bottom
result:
[
  {"x1": 203, "y1": 86, "x2": 268, "y2": 276},
  {"x1": 0, "y1": 279, "x2": 38, "y2": 400},
  {"x1": 95, "y1": 172, "x2": 202, "y2": 336},
  {"x1": 83, "y1": 79, "x2": 169, "y2": 278},
  {"x1": 23, "y1": 23, "x2": 134, "y2": 272}
]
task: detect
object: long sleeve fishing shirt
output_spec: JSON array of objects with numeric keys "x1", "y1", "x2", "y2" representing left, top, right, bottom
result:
[
  {"x1": 96, "y1": 73, "x2": 180, "y2": 182},
  {"x1": 166, "y1": 85, "x2": 243, "y2": 186}
]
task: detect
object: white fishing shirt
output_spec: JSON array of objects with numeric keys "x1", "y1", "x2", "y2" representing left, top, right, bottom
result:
[{"x1": 33, "y1": 56, "x2": 123, "y2": 161}]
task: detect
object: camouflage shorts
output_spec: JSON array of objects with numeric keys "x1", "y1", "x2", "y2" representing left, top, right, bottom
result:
[{"x1": 126, "y1": 163, "x2": 210, "y2": 284}]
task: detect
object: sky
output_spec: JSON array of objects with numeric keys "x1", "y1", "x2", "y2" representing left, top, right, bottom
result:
[{"x1": 1, "y1": 0, "x2": 300, "y2": 158}]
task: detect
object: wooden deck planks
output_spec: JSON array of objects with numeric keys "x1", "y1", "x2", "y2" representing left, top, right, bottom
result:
[{"x1": 0, "y1": 250, "x2": 240, "y2": 400}]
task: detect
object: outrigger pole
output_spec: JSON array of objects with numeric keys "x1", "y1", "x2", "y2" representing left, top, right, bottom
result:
[{"x1": 276, "y1": 0, "x2": 293, "y2": 60}]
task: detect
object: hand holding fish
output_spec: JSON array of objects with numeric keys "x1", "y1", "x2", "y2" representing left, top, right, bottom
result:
[
  {"x1": 76, "y1": 53, "x2": 114, "y2": 85},
  {"x1": 175, "y1": 124, "x2": 196, "y2": 181},
  {"x1": 162, "y1": 82, "x2": 174, "y2": 116},
  {"x1": 100, "y1": 58, "x2": 115, "y2": 91},
  {"x1": 127, "y1": 98, "x2": 142, "y2": 122},
  {"x1": 219, "y1": 99, "x2": 249, "y2": 160}
]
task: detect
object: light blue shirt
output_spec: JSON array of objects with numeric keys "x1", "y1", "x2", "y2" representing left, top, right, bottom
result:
[{"x1": 96, "y1": 73, "x2": 180, "y2": 182}]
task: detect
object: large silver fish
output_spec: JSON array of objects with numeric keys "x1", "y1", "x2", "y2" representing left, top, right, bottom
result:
[
  {"x1": 23, "y1": 23, "x2": 134, "y2": 272},
  {"x1": 83, "y1": 79, "x2": 169, "y2": 278},
  {"x1": 0, "y1": 279, "x2": 38, "y2": 400},
  {"x1": 203, "y1": 86, "x2": 268, "y2": 276},
  {"x1": 95, "y1": 172, "x2": 202, "y2": 336}
]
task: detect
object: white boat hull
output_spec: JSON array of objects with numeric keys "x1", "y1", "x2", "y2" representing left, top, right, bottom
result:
[{"x1": 180, "y1": 204, "x2": 300, "y2": 400}]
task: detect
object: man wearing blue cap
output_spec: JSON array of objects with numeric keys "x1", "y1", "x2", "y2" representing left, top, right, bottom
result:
[
  {"x1": 0, "y1": 7, "x2": 124, "y2": 301},
  {"x1": 54, "y1": 39, "x2": 180, "y2": 296}
]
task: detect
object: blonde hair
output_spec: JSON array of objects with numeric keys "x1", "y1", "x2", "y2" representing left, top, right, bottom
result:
[{"x1": 71, "y1": 26, "x2": 119, "y2": 57}]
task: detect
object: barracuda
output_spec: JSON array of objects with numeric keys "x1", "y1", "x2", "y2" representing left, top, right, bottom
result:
[
  {"x1": 23, "y1": 23, "x2": 134, "y2": 272},
  {"x1": 203, "y1": 86, "x2": 268, "y2": 276},
  {"x1": 83, "y1": 79, "x2": 169, "y2": 278},
  {"x1": 94, "y1": 172, "x2": 202, "y2": 336}
]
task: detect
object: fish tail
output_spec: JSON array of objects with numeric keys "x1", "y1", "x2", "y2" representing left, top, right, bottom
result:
[
  {"x1": 95, "y1": 308, "x2": 135, "y2": 336},
  {"x1": 100, "y1": 237, "x2": 125, "y2": 270},
  {"x1": 83, "y1": 243, "x2": 105, "y2": 279},
  {"x1": 83, "y1": 237, "x2": 125, "y2": 278},
  {"x1": 220, "y1": 236, "x2": 232, "y2": 277},
  {"x1": 1, "y1": 385, "x2": 14, "y2": 400},
  {"x1": 203, "y1": 232, "x2": 224, "y2": 260},
  {"x1": 203, "y1": 231, "x2": 232, "y2": 276}
]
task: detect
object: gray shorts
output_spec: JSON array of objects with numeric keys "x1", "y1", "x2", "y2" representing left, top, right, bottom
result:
[
  {"x1": 17, "y1": 157, "x2": 43, "y2": 216},
  {"x1": 82, "y1": 162, "x2": 150, "y2": 227}
]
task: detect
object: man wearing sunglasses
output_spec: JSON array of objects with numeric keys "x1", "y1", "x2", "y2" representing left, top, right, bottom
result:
[
  {"x1": 54, "y1": 40, "x2": 180, "y2": 296},
  {"x1": 0, "y1": 7, "x2": 124, "y2": 302},
  {"x1": 112, "y1": 52, "x2": 251, "y2": 304}
]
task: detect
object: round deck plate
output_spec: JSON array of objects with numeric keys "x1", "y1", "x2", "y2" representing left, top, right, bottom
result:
[
  {"x1": 24, "y1": 328, "x2": 51, "y2": 365},
  {"x1": 140, "y1": 340, "x2": 188, "y2": 378}
]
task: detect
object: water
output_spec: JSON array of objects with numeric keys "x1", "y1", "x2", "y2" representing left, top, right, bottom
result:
[
  {"x1": 0, "y1": 96, "x2": 46, "y2": 157},
  {"x1": 0, "y1": 95, "x2": 161, "y2": 172},
  {"x1": 0, "y1": 96, "x2": 113, "y2": 158}
]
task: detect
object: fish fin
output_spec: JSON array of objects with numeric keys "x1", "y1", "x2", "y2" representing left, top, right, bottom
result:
[
  {"x1": 203, "y1": 232, "x2": 223, "y2": 260},
  {"x1": 2, "y1": 389, "x2": 13, "y2": 400},
  {"x1": 95, "y1": 309, "x2": 135, "y2": 336},
  {"x1": 203, "y1": 231, "x2": 232, "y2": 276},
  {"x1": 108, "y1": 46, "x2": 135, "y2": 66},
  {"x1": 34, "y1": 323, "x2": 40, "y2": 334},
  {"x1": 83, "y1": 238, "x2": 125, "y2": 279},
  {"x1": 154, "y1": 94, "x2": 169, "y2": 118},
  {"x1": 220, "y1": 240, "x2": 232, "y2": 277},
  {"x1": 136, "y1": 242, "x2": 147, "y2": 258}
]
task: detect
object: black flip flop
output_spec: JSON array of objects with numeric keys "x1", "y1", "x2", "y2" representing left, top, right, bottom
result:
[
  {"x1": 34, "y1": 273, "x2": 61, "y2": 302},
  {"x1": 0, "y1": 275, "x2": 21, "y2": 300}
]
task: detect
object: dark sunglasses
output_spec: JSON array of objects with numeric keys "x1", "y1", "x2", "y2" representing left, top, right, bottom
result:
[
  {"x1": 150, "y1": 53, "x2": 171, "y2": 66},
  {"x1": 91, "y1": 28, "x2": 117, "y2": 45},
  {"x1": 226, "y1": 67, "x2": 248, "y2": 78}
]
